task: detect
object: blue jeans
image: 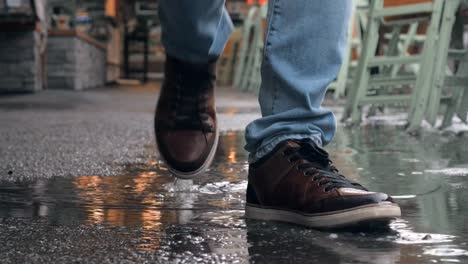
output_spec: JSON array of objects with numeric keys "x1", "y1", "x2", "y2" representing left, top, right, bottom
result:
[{"x1": 159, "y1": 0, "x2": 352, "y2": 162}]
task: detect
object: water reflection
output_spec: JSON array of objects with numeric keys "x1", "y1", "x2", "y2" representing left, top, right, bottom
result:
[
  {"x1": 1, "y1": 128, "x2": 468, "y2": 262},
  {"x1": 246, "y1": 220, "x2": 402, "y2": 263}
]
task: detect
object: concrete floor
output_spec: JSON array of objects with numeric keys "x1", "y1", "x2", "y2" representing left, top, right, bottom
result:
[{"x1": 1, "y1": 84, "x2": 468, "y2": 263}]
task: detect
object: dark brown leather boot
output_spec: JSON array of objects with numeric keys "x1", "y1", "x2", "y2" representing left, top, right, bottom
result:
[
  {"x1": 154, "y1": 56, "x2": 218, "y2": 178},
  {"x1": 246, "y1": 139, "x2": 401, "y2": 229}
]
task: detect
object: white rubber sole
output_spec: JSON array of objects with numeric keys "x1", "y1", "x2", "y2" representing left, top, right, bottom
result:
[
  {"x1": 245, "y1": 202, "x2": 401, "y2": 229},
  {"x1": 165, "y1": 125, "x2": 220, "y2": 180}
]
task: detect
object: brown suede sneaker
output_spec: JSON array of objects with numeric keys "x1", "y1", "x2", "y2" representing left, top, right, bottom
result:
[
  {"x1": 154, "y1": 56, "x2": 219, "y2": 178},
  {"x1": 246, "y1": 139, "x2": 401, "y2": 229}
]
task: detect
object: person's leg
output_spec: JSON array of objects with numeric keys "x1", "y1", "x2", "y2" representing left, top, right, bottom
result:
[
  {"x1": 155, "y1": 1, "x2": 232, "y2": 178},
  {"x1": 159, "y1": 0, "x2": 233, "y2": 63},
  {"x1": 245, "y1": 0, "x2": 349, "y2": 161},
  {"x1": 245, "y1": 1, "x2": 401, "y2": 228}
]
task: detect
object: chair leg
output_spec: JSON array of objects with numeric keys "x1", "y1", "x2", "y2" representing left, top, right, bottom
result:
[
  {"x1": 248, "y1": 45, "x2": 263, "y2": 93},
  {"x1": 342, "y1": 0, "x2": 381, "y2": 123},
  {"x1": 456, "y1": 86, "x2": 468, "y2": 123},
  {"x1": 406, "y1": 0, "x2": 445, "y2": 132},
  {"x1": 333, "y1": 50, "x2": 351, "y2": 99},
  {"x1": 233, "y1": 7, "x2": 258, "y2": 89},
  {"x1": 334, "y1": 3, "x2": 360, "y2": 99},
  {"x1": 441, "y1": 58, "x2": 468, "y2": 129},
  {"x1": 240, "y1": 20, "x2": 261, "y2": 92},
  {"x1": 441, "y1": 85, "x2": 463, "y2": 129},
  {"x1": 453, "y1": 54, "x2": 468, "y2": 124},
  {"x1": 382, "y1": 26, "x2": 402, "y2": 76},
  {"x1": 391, "y1": 23, "x2": 419, "y2": 78},
  {"x1": 426, "y1": 0, "x2": 460, "y2": 126}
]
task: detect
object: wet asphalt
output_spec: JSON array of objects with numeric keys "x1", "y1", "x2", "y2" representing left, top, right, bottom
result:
[
  {"x1": 1, "y1": 84, "x2": 468, "y2": 263},
  {"x1": 0, "y1": 84, "x2": 260, "y2": 181}
]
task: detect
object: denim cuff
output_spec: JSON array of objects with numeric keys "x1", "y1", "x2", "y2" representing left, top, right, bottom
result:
[{"x1": 249, "y1": 133, "x2": 323, "y2": 163}]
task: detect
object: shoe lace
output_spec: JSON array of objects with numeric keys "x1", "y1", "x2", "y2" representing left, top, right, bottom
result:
[
  {"x1": 284, "y1": 139, "x2": 367, "y2": 192},
  {"x1": 171, "y1": 70, "x2": 215, "y2": 133}
]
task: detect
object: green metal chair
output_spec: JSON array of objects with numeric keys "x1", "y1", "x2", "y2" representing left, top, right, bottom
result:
[
  {"x1": 440, "y1": 47, "x2": 468, "y2": 128},
  {"x1": 343, "y1": 0, "x2": 468, "y2": 131},
  {"x1": 233, "y1": 6, "x2": 258, "y2": 90},
  {"x1": 329, "y1": 0, "x2": 369, "y2": 99},
  {"x1": 342, "y1": 0, "x2": 445, "y2": 131},
  {"x1": 217, "y1": 28, "x2": 242, "y2": 86},
  {"x1": 232, "y1": 5, "x2": 267, "y2": 93},
  {"x1": 425, "y1": 0, "x2": 468, "y2": 128}
]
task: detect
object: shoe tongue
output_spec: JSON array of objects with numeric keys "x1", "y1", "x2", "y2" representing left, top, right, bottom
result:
[
  {"x1": 297, "y1": 139, "x2": 330, "y2": 166},
  {"x1": 304, "y1": 141, "x2": 329, "y2": 158},
  {"x1": 285, "y1": 140, "x2": 301, "y2": 148},
  {"x1": 282, "y1": 139, "x2": 331, "y2": 168}
]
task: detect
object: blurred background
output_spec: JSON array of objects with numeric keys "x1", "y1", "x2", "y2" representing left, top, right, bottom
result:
[
  {"x1": 1, "y1": 0, "x2": 468, "y2": 131},
  {"x1": 0, "y1": 0, "x2": 258, "y2": 91}
]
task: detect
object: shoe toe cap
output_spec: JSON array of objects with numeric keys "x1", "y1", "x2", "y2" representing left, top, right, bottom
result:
[
  {"x1": 157, "y1": 131, "x2": 216, "y2": 173},
  {"x1": 316, "y1": 189, "x2": 394, "y2": 213}
]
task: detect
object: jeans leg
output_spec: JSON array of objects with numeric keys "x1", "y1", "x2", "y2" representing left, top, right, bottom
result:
[
  {"x1": 245, "y1": 0, "x2": 352, "y2": 162},
  {"x1": 159, "y1": 0, "x2": 233, "y2": 63}
]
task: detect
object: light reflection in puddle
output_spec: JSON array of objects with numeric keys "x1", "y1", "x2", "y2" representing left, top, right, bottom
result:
[
  {"x1": 199, "y1": 181, "x2": 247, "y2": 195},
  {"x1": 392, "y1": 195, "x2": 417, "y2": 199},
  {"x1": 390, "y1": 219, "x2": 455, "y2": 245},
  {"x1": 423, "y1": 247, "x2": 468, "y2": 257},
  {"x1": 440, "y1": 259, "x2": 462, "y2": 263},
  {"x1": 163, "y1": 179, "x2": 198, "y2": 193},
  {"x1": 163, "y1": 180, "x2": 248, "y2": 195},
  {"x1": 425, "y1": 168, "x2": 468, "y2": 177},
  {"x1": 401, "y1": 158, "x2": 421, "y2": 163}
]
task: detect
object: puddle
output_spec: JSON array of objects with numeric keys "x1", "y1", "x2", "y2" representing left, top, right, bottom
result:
[{"x1": 1, "y1": 128, "x2": 468, "y2": 263}]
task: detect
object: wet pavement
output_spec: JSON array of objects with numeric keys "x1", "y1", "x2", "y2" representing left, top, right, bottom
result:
[
  {"x1": 1, "y1": 126, "x2": 468, "y2": 263},
  {"x1": 0, "y1": 84, "x2": 261, "y2": 181}
]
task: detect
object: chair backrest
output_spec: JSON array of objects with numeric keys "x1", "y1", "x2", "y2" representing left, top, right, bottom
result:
[
  {"x1": 382, "y1": 0, "x2": 434, "y2": 24},
  {"x1": 384, "y1": 0, "x2": 432, "y2": 7}
]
